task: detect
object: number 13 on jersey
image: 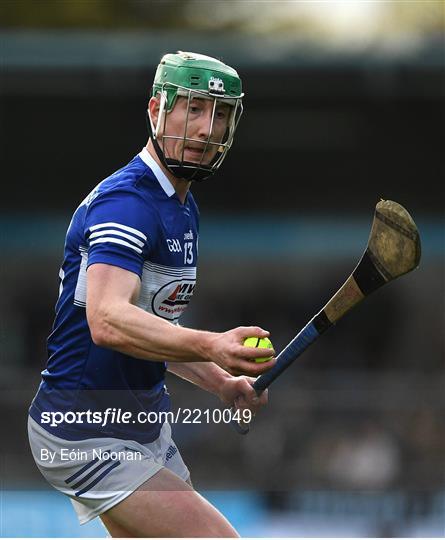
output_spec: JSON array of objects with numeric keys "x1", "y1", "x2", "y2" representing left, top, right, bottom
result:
[{"x1": 184, "y1": 242, "x2": 193, "y2": 264}]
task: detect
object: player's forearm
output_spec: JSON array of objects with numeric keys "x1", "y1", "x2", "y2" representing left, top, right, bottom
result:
[
  {"x1": 167, "y1": 361, "x2": 232, "y2": 395},
  {"x1": 90, "y1": 301, "x2": 214, "y2": 363}
]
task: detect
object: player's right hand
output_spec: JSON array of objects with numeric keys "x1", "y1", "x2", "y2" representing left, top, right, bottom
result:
[{"x1": 207, "y1": 326, "x2": 276, "y2": 376}]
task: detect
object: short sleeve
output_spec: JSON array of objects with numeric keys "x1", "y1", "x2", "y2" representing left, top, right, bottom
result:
[{"x1": 84, "y1": 190, "x2": 154, "y2": 278}]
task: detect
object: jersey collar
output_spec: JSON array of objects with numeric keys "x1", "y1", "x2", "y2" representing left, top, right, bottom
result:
[{"x1": 138, "y1": 147, "x2": 176, "y2": 198}]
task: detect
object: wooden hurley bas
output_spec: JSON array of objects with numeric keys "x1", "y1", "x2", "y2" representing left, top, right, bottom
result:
[{"x1": 232, "y1": 200, "x2": 421, "y2": 435}]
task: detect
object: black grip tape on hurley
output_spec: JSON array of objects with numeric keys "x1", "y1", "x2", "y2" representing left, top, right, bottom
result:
[{"x1": 353, "y1": 248, "x2": 388, "y2": 296}]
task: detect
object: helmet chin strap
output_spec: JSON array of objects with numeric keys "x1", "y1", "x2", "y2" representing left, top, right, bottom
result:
[{"x1": 145, "y1": 113, "x2": 216, "y2": 183}]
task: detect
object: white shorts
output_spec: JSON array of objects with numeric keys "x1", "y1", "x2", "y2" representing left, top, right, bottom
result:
[{"x1": 28, "y1": 416, "x2": 190, "y2": 524}]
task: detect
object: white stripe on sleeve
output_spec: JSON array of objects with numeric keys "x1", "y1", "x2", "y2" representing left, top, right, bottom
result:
[
  {"x1": 89, "y1": 237, "x2": 143, "y2": 254},
  {"x1": 89, "y1": 222, "x2": 147, "y2": 241},
  {"x1": 89, "y1": 229, "x2": 145, "y2": 248}
]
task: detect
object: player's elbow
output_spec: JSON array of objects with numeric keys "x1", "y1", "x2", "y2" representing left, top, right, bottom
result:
[
  {"x1": 87, "y1": 307, "x2": 125, "y2": 349},
  {"x1": 89, "y1": 323, "x2": 114, "y2": 348}
]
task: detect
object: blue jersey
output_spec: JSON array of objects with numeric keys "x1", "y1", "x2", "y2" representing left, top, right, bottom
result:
[{"x1": 29, "y1": 148, "x2": 199, "y2": 443}]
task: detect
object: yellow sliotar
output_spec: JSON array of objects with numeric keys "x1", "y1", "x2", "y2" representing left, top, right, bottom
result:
[{"x1": 243, "y1": 337, "x2": 274, "y2": 363}]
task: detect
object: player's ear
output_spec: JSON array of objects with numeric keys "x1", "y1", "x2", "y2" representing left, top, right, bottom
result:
[{"x1": 148, "y1": 96, "x2": 160, "y2": 124}]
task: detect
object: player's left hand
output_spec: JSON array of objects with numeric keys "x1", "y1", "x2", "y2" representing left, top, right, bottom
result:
[{"x1": 217, "y1": 375, "x2": 268, "y2": 416}]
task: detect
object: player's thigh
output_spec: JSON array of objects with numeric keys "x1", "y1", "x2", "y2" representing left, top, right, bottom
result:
[
  {"x1": 100, "y1": 514, "x2": 134, "y2": 538},
  {"x1": 103, "y1": 467, "x2": 238, "y2": 538},
  {"x1": 100, "y1": 480, "x2": 194, "y2": 540}
]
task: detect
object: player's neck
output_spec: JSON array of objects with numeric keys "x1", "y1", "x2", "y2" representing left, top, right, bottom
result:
[{"x1": 146, "y1": 141, "x2": 191, "y2": 204}]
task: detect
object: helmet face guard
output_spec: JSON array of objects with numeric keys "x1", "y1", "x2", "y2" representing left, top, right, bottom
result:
[{"x1": 147, "y1": 52, "x2": 244, "y2": 182}]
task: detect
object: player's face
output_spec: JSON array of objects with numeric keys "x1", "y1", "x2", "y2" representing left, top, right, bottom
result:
[{"x1": 154, "y1": 96, "x2": 231, "y2": 165}]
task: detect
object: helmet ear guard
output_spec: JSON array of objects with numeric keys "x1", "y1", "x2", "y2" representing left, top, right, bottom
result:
[{"x1": 147, "y1": 52, "x2": 244, "y2": 182}]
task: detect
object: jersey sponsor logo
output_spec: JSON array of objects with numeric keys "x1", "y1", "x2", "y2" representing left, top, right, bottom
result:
[
  {"x1": 137, "y1": 261, "x2": 196, "y2": 320},
  {"x1": 152, "y1": 279, "x2": 196, "y2": 320}
]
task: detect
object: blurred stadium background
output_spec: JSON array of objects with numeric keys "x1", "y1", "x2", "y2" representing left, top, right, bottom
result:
[{"x1": 1, "y1": 0, "x2": 444, "y2": 537}]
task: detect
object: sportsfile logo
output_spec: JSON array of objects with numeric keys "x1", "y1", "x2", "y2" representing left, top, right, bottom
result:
[{"x1": 40, "y1": 407, "x2": 253, "y2": 427}]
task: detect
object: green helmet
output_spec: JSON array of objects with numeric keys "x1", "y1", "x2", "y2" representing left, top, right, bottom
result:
[{"x1": 147, "y1": 51, "x2": 244, "y2": 182}]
